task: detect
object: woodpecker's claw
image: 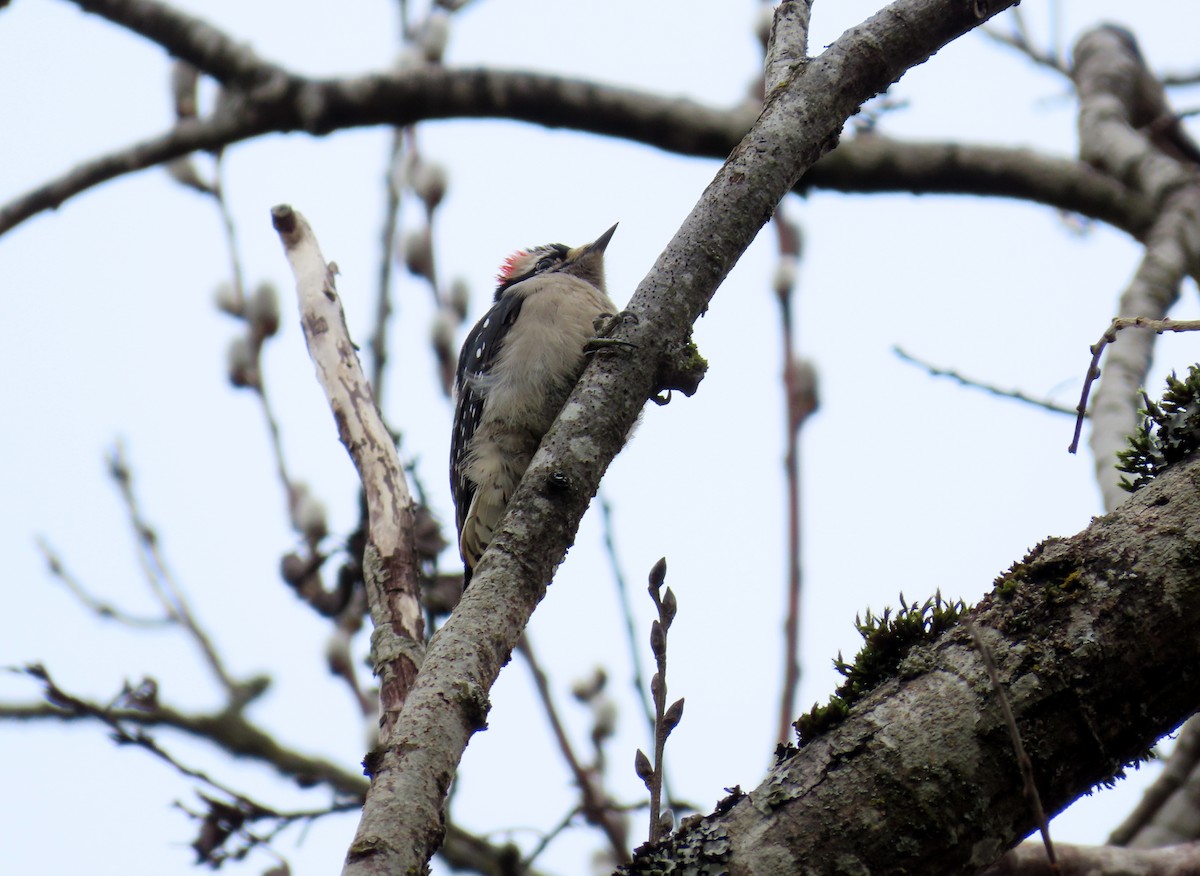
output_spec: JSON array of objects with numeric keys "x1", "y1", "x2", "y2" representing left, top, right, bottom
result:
[
  {"x1": 585, "y1": 311, "x2": 638, "y2": 355},
  {"x1": 594, "y1": 310, "x2": 639, "y2": 333}
]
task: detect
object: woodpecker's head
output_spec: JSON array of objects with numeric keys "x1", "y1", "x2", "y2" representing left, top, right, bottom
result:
[{"x1": 494, "y1": 223, "x2": 617, "y2": 299}]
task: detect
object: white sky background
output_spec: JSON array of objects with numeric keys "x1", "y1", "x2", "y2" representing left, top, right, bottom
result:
[{"x1": 2, "y1": 1, "x2": 1199, "y2": 874}]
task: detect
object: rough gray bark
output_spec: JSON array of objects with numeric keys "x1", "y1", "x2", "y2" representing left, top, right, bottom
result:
[
  {"x1": 625, "y1": 453, "x2": 1200, "y2": 875},
  {"x1": 341, "y1": 1, "x2": 1022, "y2": 873}
]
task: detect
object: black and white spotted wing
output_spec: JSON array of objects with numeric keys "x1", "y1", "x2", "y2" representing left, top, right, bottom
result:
[{"x1": 450, "y1": 292, "x2": 526, "y2": 538}]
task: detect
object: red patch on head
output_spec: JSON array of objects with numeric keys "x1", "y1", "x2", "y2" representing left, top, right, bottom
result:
[{"x1": 496, "y1": 250, "x2": 527, "y2": 284}]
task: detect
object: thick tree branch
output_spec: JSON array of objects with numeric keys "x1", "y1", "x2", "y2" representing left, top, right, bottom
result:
[
  {"x1": 341, "y1": 1, "x2": 1020, "y2": 872},
  {"x1": 808, "y1": 135, "x2": 1155, "y2": 235},
  {"x1": 628, "y1": 453, "x2": 1200, "y2": 874},
  {"x1": 0, "y1": 71, "x2": 1154, "y2": 240}
]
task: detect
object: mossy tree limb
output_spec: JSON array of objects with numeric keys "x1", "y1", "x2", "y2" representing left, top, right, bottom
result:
[{"x1": 625, "y1": 453, "x2": 1200, "y2": 875}]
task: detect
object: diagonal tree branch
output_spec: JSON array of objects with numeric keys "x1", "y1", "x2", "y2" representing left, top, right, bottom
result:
[
  {"x1": 272, "y1": 206, "x2": 424, "y2": 738},
  {"x1": 629, "y1": 452, "x2": 1200, "y2": 873},
  {"x1": 340, "y1": 1, "x2": 1022, "y2": 872}
]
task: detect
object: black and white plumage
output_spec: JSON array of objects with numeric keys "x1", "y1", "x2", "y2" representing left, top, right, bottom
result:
[{"x1": 451, "y1": 224, "x2": 618, "y2": 586}]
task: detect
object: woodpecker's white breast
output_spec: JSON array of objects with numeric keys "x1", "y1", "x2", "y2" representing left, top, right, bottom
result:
[{"x1": 470, "y1": 273, "x2": 615, "y2": 432}]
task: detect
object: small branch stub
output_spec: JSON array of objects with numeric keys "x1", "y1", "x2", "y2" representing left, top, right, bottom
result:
[{"x1": 1069, "y1": 317, "x2": 1200, "y2": 454}]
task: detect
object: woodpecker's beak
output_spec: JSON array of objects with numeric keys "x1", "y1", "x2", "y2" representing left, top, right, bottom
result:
[
  {"x1": 570, "y1": 223, "x2": 618, "y2": 262},
  {"x1": 561, "y1": 224, "x2": 617, "y2": 289},
  {"x1": 588, "y1": 223, "x2": 618, "y2": 254}
]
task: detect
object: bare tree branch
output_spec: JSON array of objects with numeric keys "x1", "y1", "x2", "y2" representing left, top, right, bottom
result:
[
  {"x1": 772, "y1": 208, "x2": 813, "y2": 748},
  {"x1": 517, "y1": 635, "x2": 629, "y2": 861},
  {"x1": 598, "y1": 496, "x2": 658, "y2": 750},
  {"x1": 1069, "y1": 317, "x2": 1200, "y2": 458},
  {"x1": 35, "y1": 537, "x2": 171, "y2": 628},
  {"x1": 1073, "y1": 26, "x2": 1200, "y2": 510},
  {"x1": 893, "y1": 346, "x2": 1076, "y2": 416},
  {"x1": 630, "y1": 453, "x2": 1200, "y2": 873},
  {"x1": 272, "y1": 206, "x2": 423, "y2": 737},
  {"x1": 0, "y1": 694, "x2": 368, "y2": 797},
  {"x1": 0, "y1": 68, "x2": 1156, "y2": 240},
  {"x1": 108, "y1": 443, "x2": 251, "y2": 701},
  {"x1": 0, "y1": 694, "x2": 539, "y2": 874},
  {"x1": 809, "y1": 135, "x2": 1154, "y2": 234},
  {"x1": 984, "y1": 839, "x2": 1200, "y2": 875},
  {"x1": 340, "y1": 1, "x2": 1022, "y2": 872},
  {"x1": 981, "y1": 8, "x2": 1069, "y2": 76},
  {"x1": 762, "y1": 0, "x2": 811, "y2": 95}
]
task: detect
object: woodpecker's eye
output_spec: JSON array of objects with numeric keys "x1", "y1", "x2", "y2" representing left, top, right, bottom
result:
[{"x1": 535, "y1": 256, "x2": 558, "y2": 273}]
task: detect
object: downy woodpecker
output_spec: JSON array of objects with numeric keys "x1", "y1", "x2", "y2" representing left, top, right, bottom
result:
[{"x1": 451, "y1": 224, "x2": 619, "y2": 586}]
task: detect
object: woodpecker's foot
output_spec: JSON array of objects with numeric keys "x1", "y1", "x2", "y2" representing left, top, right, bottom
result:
[
  {"x1": 593, "y1": 310, "x2": 639, "y2": 336},
  {"x1": 585, "y1": 311, "x2": 638, "y2": 355}
]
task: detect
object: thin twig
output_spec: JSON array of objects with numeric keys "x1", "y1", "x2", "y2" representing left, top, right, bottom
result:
[
  {"x1": 965, "y1": 621, "x2": 1057, "y2": 872},
  {"x1": 1, "y1": 692, "x2": 368, "y2": 798},
  {"x1": 195, "y1": 157, "x2": 299, "y2": 522},
  {"x1": 893, "y1": 346, "x2": 1077, "y2": 417},
  {"x1": 1068, "y1": 317, "x2": 1200, "y2": 453},
  {"x1": 369, "y1": 127, "x2": 406, "y2": 402},
  {"x1": 253, "y1": 380, "x2": 297, "y2": 508},
  {"x1": 6, "y1": 673, "x2": 545, "y2": 873},
  {"x1": 21, "y1": 663, "x2": 359, "y2": 832},
  {"x1": 1164, "y1": 71, "x2": 1200, "y2": 87},
  {"x1": 212, "y1": 157, "x2": 248, "y2": 312},
  {"x1": 518, "y1": 805, "x2": 582, "y2": 874},
  {"x1": 1050, "y1": 0, "x2": 1064, "y2": 71},
  {"x1": 515, "y1": 635, "x2": 629, "y2": 863},
  {"x1": 24, "y1": 668, "x2": 235, "y2": 800},
  {"x1": 980, "y1": 8, "x2": 1068, "y2": 75},
  {"x1": 773, "y1": 206, "x2": 808, "y2": 748},
  {"x1": 598, "y1": 496, "x2": 657, "y2": 747},
  {"x1": 35, "y1": 537, "x2": 170, "y2": 628},
  {"x1": 107, "y1": 443, "x2": 243, "y2": 696}
]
